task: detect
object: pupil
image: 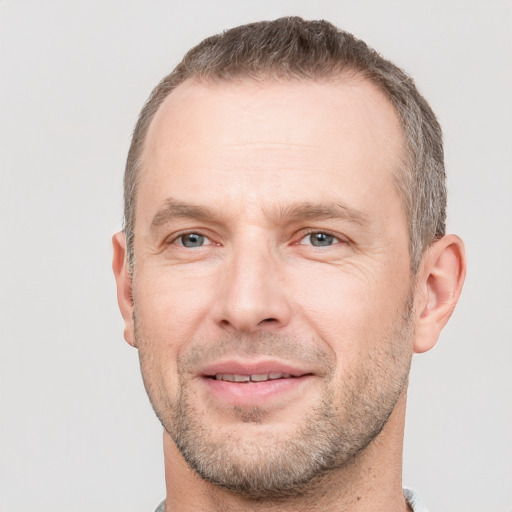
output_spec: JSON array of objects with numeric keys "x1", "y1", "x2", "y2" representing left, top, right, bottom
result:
[
  {"x1": 183, "y1": 233, "x2": 204, "y2": 247},
  {"x1": 311, "y1": 233, "x2": 333, "y2": 246}
]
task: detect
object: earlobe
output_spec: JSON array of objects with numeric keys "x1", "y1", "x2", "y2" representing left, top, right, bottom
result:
[
  {"x1": 414, "y1": 234, "x2": 466, "y2": 353},
  {"x1": 112, "y1": 232, "x2": 137, "y2": 348}
]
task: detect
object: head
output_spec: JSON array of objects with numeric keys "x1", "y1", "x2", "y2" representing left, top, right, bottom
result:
[{"x1": 113, "y1": 17, "x2": 465, "y2": 501}]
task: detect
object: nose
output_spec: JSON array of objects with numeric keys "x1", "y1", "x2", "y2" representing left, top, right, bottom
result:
[{"x1": 212, "y1": 242, "x2": 292, "y2": 334}]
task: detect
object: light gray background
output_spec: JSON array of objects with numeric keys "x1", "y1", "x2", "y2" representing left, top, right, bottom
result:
[{"x1": 1, "y1": 1, "x2": 511, "y2": 511}]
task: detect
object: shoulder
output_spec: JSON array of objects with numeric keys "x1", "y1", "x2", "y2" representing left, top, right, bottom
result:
[
  {"x1": 404, "y1": 487, "x2": 429, "y2": 512},
  {"x1": 153, "y1": 500, "x2": 165, "y2": 512}
]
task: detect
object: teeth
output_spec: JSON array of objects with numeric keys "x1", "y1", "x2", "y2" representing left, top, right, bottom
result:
[
  {"x1": 214, "y1": 373, "x2": 293, "y2": 382},
  {"x1": 269, "y1": 372, "x2": 291, "y2": 379},
  {"x1": 250, "y1": 373, "x2": 269, "y2": 382},
  {"x1": 233, "y1": 374, "x2": 250, "y2": 382}
]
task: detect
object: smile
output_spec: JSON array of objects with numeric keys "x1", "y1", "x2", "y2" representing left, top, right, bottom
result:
[
  {"x1": 213, "y1": 372, "x2": 294, "y2": 382},
  {"x1": 198, "y1": 361, "x2": 315, "y2": 407}
]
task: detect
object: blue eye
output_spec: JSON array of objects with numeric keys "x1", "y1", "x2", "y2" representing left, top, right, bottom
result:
[
  {"x1": 301, "y1": 232, "x2": 338, "y2": 247},
  {"x1": 178, "y1": 233, "x2": 206, "y2": 247}
]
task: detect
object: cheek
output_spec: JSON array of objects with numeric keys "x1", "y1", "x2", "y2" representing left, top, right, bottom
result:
[
  {"x1": 134, "y1": 264, "x2": 214, "y2": 336},
  {"x1": 132, "y1": 266, "x2": 223, "y2": 403},
  {"x1": 291, "y1": 261, "x2": 412, "y2": 359},
  {"x1": 132, "y1": 274, "x2": 198, "y2": 381}
]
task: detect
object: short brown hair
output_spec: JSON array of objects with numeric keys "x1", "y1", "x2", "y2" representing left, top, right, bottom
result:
[{"x1": 124, "y1": 17, "x2": 445, "y2": 273}]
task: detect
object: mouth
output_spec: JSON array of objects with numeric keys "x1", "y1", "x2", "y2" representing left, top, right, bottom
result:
[
  {"x1": 201, "y1": 361, "x2": 311, "y2": 382},
  {"x1": 198, "y1": 361, "x2": 315, "y2": 406},
  {"x1": 209, "y1": 372, "x2": 300, "y2": 382}
]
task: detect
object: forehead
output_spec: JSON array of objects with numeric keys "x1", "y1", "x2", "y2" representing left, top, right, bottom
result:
[{"x1": 138, "y1": 77, "x2": 405, "y2": 221}]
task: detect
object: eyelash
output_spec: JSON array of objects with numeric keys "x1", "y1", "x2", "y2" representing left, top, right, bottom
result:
[
  {"x1": 296, "y1": 230, "x2": 349, "y2": 247},
  {"x1": 167, "y1": 231, "x2": 214, "y2": 248},
  {"x1": 164, "y1": 229, "x2": 349, "y2": 249}
]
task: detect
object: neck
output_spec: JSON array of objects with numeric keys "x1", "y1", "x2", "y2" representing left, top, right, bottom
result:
[{"x1": 162, "y1": 391, "x2": 410, "y2": 512}]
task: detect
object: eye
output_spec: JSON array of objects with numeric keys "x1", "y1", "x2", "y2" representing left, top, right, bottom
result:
[
  {"x1": 299, "y1": 232, "x2": 341, "y2": 247},
  {"x1": 175, "y1": 233, "x2": 209, "y2": 248}
]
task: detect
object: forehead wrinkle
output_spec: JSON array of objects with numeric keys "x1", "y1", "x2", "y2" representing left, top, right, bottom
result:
[{"x1": 225, "y1": 141, "x2": 318, "y2": 150}]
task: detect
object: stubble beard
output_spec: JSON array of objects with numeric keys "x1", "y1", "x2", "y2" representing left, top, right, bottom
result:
[{"x1": 135, "y1": 297, "x2": 414, "y2": 500}]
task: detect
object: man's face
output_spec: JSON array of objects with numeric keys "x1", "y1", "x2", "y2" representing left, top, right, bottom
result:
[{"x1": 129, "y1": 77, "x2": 415, "y2": 496}]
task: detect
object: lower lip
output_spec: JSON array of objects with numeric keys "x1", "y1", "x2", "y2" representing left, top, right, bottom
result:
[{"x1": 201, "y1": 375, "x2": 313, "y2": 407}]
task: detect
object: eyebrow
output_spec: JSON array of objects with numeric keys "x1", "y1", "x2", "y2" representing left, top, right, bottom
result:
[
  {"x1": 274, "y1": 201, "x2": 369, "y2": 226},
  {"x1": 151, "y1": 198, "x2": 215, "y2": 228},
  {"x1": 150, "y1": 197, "x2": 369, "y2": 229}
]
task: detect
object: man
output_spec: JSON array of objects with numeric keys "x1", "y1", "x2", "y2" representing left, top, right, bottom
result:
[{"x1": 113, "y1": 17, "x2": 465, "y2": 512}]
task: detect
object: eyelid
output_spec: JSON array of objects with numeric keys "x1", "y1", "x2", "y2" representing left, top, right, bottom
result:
[
  {"x1": 163, "y1": 228, "x2": 349, "y2": 247},
  {"x1": 295, "y1": 229, "x2": 349, "y2": 246},
  {"x1": 165, "y1": 230, "x2": 215, "y2": 247}
]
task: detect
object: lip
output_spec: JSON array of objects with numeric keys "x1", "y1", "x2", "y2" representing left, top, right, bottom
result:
[
  {"x1": 199, "y1": 359, "x2": 311, "y2": 378},
  {"x1": 198, "y1": 359, "x2": 315, "y2": 407}
]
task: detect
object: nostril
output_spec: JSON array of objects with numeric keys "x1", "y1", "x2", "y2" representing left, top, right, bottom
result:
[{"x1": 261, "y1": 318, "x2": 277, "y2": 323}]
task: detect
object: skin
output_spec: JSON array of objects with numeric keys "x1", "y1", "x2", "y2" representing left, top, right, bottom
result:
[{"x1": 113, "y1": 77, "x2": 466, "y2": 511}]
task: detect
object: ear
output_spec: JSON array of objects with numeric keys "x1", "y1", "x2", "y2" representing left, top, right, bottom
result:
[
  {"x1": 112, "y1": 232, "x2": 137, "y2": 348},
  {"x1": 413, "y1": 234, "x2": 466, "y2": 353}
]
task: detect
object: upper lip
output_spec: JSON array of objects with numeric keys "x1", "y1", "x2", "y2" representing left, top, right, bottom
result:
[{"x1": 199, "y1": 359, "x2": 312, "y2": 378}]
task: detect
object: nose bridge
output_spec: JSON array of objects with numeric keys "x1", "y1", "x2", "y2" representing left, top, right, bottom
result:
[{"x1": 215, "y1": 231, "x2": 291, "y2": 332}]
